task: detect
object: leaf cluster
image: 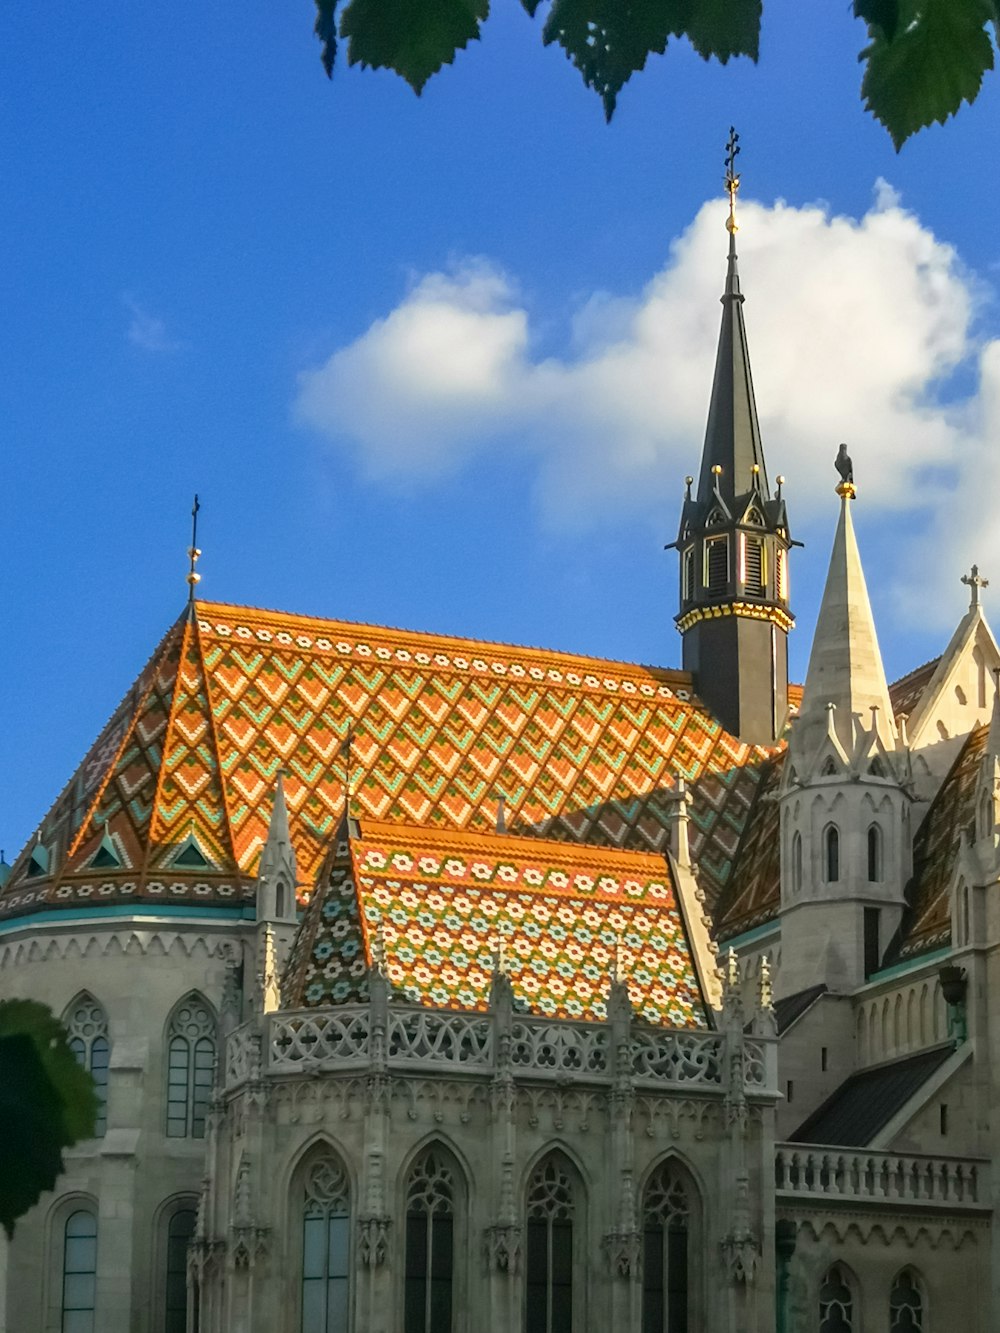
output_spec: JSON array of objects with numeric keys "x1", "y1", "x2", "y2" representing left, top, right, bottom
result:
[
  {"x1": 314, "y1": 0, "x2": 998, "y2": 148},
  {"x1": 0, "y1": 1000, "x2": 98, "y2": 1237}
]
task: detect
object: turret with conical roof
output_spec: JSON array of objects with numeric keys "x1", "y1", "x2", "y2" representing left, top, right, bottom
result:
[{"x1": 673, "y1": 133, "x2": 793, "y2": 745}]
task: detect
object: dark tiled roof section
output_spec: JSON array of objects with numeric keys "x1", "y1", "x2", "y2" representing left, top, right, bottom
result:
[
  {"x1": 887, "y1": 725, "x2": 986, "y2": 964},
  {"x1": 714, "y1": 753, "x2": 784, "y2": 941},
  {"x1": 789, "y1": 1045, "x2": 955, "y2": 1147},
  {"x1": 775, "y1": 984, "x2": 827, "y2": 1035},
  {"x1": 889, "y1": 658, "x2": 940, "y2": 721}
]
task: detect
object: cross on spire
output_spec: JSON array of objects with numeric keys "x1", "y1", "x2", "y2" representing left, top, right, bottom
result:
[
  {"x1": 961, "y1": 564, "x2": 989, "y2": 608},
  {"x1": 186, "y1": 494, "x2": 202, "y2": 604},
  {"x1": 724, "y1": 127, "x2": 741, "y2": 233}
]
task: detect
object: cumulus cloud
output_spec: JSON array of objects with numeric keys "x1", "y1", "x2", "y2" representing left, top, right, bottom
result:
[
  {"x1": 124, "y1": 295, "x2": 181, "y2": 353},
  {"x1": 295, "y1": 187, "x2": 999, "y2": 627}
]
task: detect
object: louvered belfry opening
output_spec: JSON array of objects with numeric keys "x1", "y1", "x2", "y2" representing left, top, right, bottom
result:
[{"x1": 744, "y1": 536, "x2": 764, "y2": 597}]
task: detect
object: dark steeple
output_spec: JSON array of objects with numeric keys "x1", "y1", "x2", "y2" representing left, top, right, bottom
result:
[{"x1": 671, "y1": 132, "x2": 794, "y2": 745}]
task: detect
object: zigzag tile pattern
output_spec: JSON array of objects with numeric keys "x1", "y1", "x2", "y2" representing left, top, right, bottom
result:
[
  {"x1": 714, "y1": 756, "x2": 783, "y2": 941},
  {"x1": 284, "y1": 821, "x2": 707, "y2": 1027},
  {"x1": 2, "y1": 601, "x2": 770, "y2": 920}
]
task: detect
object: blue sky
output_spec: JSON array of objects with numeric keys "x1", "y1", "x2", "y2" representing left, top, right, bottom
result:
[{"x1": 2, "y1": 3, "x2": 998, "y2": 855}]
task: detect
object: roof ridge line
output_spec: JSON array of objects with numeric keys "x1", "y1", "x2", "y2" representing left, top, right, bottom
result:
[
  {"x1": 139, "y1": 617, "x2": 196, "y2": 892},
  {"x1": 191, "y1": 615, "x2": 244, "y2": 880}
]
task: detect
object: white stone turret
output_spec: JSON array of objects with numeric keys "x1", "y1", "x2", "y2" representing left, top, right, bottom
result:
[
  {"x1": 776, "y1": 483, "x2": 912, "y2": 998},
  {"x1": 256, "y1": 772, "x2": 299, "y2": 977}
]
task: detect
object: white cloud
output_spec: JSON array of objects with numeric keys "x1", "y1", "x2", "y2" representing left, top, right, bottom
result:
[
  {"x1": 295, "y1": 188, "x2": 999, "y2": 628},
  {"x1": 124, "y1": 295, "x2": 181, "y2": 353}
]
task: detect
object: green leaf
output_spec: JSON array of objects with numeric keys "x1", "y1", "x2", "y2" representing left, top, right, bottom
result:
[
  {"x1": 0, "y1": 1000, "x2": 98, "y2": 1145},
  {"x1": 0, "y1": 1035, "x2": 65, "y2": 1237},
  {"x1": 541, "y1": 0, "x2": 760, "y2": 121},
  {"x1": 315, "y1": 0, "x2": 340, "y2": 79},
  {"x1": 340, "y1": 0, "x2": 490, "y2": 94},
  {"x1": 860, "y1": 0, "x2": 996, "y2": 149},
  {"x1": 853, "y1": 0, "x2": 900, "y2": 41}
]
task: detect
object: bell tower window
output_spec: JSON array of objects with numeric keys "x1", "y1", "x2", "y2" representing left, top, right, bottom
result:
[
  {"x1": 704, "y1": 537, "x2": 729, "y2": 597},
  {"x1": 776, "y1": 547, "x2": 788, "y2": 601},
  {"x1": 742, "y1": 535, "x2": 765, "y2": 597},
  {"x1": 824, "y1": 826, "x2": 840, "y2": 883},
  {"x1": 867, "y1": 826, "x2": 882, "y2": 883},
  {"x1": 682, "y1": 547, "x2": 695, "y2": 601}
]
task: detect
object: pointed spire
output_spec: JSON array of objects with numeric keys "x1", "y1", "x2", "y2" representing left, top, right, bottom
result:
[
  {"x1": 792, "y1": 484, "x2": 896, "y2": 765},
  {"x1": 258, "y1": 771, "x2": 298, "y2": 918},
  {"x1": 696, "y1": 137, "x2": 768, "y2": 510}
]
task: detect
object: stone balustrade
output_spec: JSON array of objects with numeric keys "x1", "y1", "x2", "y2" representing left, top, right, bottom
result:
[
  {"x1": 774, "y1": 1143, "x2": 989, "y2": 1210},
  {"x1": 224, "y1": 1003, "x2": 778, "y2": 1097}
]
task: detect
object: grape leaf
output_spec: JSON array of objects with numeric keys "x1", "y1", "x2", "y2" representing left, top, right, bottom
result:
[
  {"x1": 853, "y1": 0, "x2": 900, "y2": 41},
  {"x1": 339, "y1": 0, "x2": 490, "y2": 93},
  {"x1": 860, "y1": 0, "x2": 996, "y2": 149},
  {"x1": 315, "y1": 0, "x2": 340, "y2": 78},
  {"x1": 541, "y1": 0, "x2": 761, "y2": 121},
  {"x1": 0, "y1": 999, "x2": 98, "y2": 1144}
]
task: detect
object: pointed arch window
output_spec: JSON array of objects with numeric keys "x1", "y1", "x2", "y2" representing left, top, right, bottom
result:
[
  {"x1": 525, "y1": 1155, "x2": 576, "y2": 1333},
  {"x1": 405, "y1": 1147, "x2": 455, "y2": 1333},
  {"x1": 682, "y1": 547, "x2": 695, "y2": 601},
  {"x1": 867, "y1": 825, "x2": 883, "y2": 883},
  {"x1": 819, "y1": 1264, "x2": 854, "y2": 1332},
  {"x1": 62, "y1": 1209, "x2": 98, "y2": 1333},
  {"x1": 980, "y1": 789, "x2": 993, "y2": 838},
  {"x1": 889, "y1": 1268, "x2": 924, "y2": 1332},
  {"x1": 704, "y1": 537, "x2": 729, "y2": 597},
  {"x1": 65, "y1": 994, "x2": 110, "y2": 1137},
  {"x1": 301, "y1": 1153, "x2": 351, "y2": 1333},
  {"x1": 824, "y1": 826, "x2": 840, "y2": 884},
  {"x1": 166, "y1": 996, "x2": 216, "y2": 1139},
  {"x1": 165, "y1": 1208, "x2": 197, "y2": 1333},
  {"x1": 791, "y1": 832, "x2": 803, "y2": 895},
  {"x1": 641, "y1": 1161, "x2": 690, "y2": 1333}
]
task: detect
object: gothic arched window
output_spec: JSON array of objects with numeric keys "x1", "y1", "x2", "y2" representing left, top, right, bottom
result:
[
  {"x1": 819, "y1": 1264, "x2": 854, "y2": 1332},
  {"x1": 525, "y1": 1155, "x2": 576, "y2": 1333},
  {"x1": 301, "y1": 1153, "x2": 351, "y2": 1333},
  {"x1": 824, "y1": 826, "x2": 840, "y2": 884},
  {"x1": 889, "y1": 1268, "x2": 924, "y2": 1332},
  {"x1": 641, "y1": 1161, "x2": 690, "y2": 1333},
  {"x1": 64, "y1": 993, "x2": 110, "y2": 1137},
  {"x1": 164, "y1": 1207, "x2": 197, "y2": 1333},
  {"x1": 867, "y1": 825, "x2": 883, "y2": 883},
  {"x1": 62, "y1": 1209, "x2": 98, "y2": 1333},
  {"x1": 166, "y1": 995, "x2": 216, "y2": 1139},
  {"x1": 404, "y1": 1147, "x2": 455, "y2": 1333},
  {"x1": 791, "y1": 832, "x2": 803, "y2": 895}
]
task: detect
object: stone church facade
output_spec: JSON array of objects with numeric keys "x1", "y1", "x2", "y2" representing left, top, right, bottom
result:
[{"x1": 1, "y1": 182, "x2": 995, "y2": 1332}]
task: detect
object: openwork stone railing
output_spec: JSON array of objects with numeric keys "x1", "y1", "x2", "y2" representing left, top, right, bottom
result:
[
  {"x1": 225, "y1": 1005, "x2": 776, "y2": 1096},
  {"x1": 774, "y1": 1144, "x2": 989, "y2": 1210}
]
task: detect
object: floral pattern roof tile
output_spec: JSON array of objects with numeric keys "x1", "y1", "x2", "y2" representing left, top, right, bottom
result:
[
  {"x1": 714, "y1": 755, "x2": 784, "y2": 941},
  {"x1": 283, "y1": 821, "x2": 708, "y2": 1027},
  {"x1": 3, "y1": 600, "x2": 771, "y2": 921}
]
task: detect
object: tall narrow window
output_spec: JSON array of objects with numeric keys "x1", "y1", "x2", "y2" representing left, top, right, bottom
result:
[
  {"x1": 405, "y1": 1148, "x2": 455, "y2": 1333},
  {"x1": 743, "y1": 536, "x2": 765, "y2": 596},
  {"x1": 889, "y1": 1269, "x2": 923, "y2": 1332},
  {"x1": 682, "y1": 547, "x2": 695, "y2": 601},
  {"x1": 819, "y1": 1265, "x2": 854, "y2": 1333},
  {"x1": 642, "y1": 1162, "x2": 690, "y2": 1333},
  {"x1": 525, "y1": 1156, "x2": 575, "y2": 1333},
  {"x1": 166, "y1": 995, "x2": 216, "y2": 1139},
  {"x1": 824, "y1": 826, "x2": 840, "y2": 883},
  {"x1": 867, "y1": 825, "x2": 882, "y2": 883},
  {"x1": 65, "y1": 994, "x2": 110, "y2": 1137},
  {"x1": 791, "y1": 832, "x2": 803, "y2": 895},
  {"x1": 165, "y1": 1209, "x2": 197, "y2": 1333},
  {"x1": 301, "y1": 1154, "x2": 351, "y2": 1333},
  {"x1": 704, "y1": 537, "x2": 729, "y2": 596},
  {"x1": 864, "y1": 908, "x2": 881, "y2": 978},
  {"x1": 62, "y1": 1210, "x2": 97, "y2": 1333},
  {"x1": 776, "y1": 547, "x2": 788, "y2": 601}
]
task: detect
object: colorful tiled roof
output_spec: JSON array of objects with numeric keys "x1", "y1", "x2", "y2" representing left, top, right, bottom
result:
[
  {"x1": 283, "y1": 820, "x2": 709, "y2": 1027},
  {"x1": 888, "y1": 724, "x2": 986, "y2": 963},
  {"x1": 889, "y1": 658, "x2": 940, "y2": 721},
  {"x1": 714, "y1": 754, "x2": 783, "y2": 942},
  {"x1": 2, "y1": 602, "x2": 771, "y2": 921}
]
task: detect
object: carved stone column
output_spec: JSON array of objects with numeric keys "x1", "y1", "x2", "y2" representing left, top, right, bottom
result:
[
  {"x1": 718, "y1": 953, "x2": 761, "y2": 1333},
  {"x1": 485, "y1": 964, "x2": 521, "y2": 1333},
  {"x1": 358, "y1": 962, "x2": 393, "y2": 1332},
  {"x1": 603, "y1": 976, "x2": 641, "y2": 1332}
]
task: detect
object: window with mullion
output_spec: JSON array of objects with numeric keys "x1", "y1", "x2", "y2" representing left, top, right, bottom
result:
[
  {"x1": 165, "y1": 1208, "x2": 197, "y2": 1333},
  {"x1": 301, "y1": 1154, "x2": 351, "y2": 1333},
  {"x1": 62, "y1": 1210, "x2": 97, "y2": 1333},
  {"x1": 165, "y1": 996, "x2": 216, "y2": 1139},
  {"x1": 525, "y1": 1156, "x2": 575, "y2": 1333},
  {"x1": 64, "y1": 995, "x2": 110, "y2": 1137},
  {"x1": 404, "y1": 1148, "x2": 455, "y2": 1333},
  {"x1": 641, "y1": 1162, "x2": 690, "y2": 1333}
]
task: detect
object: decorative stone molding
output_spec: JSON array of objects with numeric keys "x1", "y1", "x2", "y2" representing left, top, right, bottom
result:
[
  {"x1": 720, "y1": 1227, "x2": 760, "y2": 1284},
  {"x1": 230, "y1": 1226, "x2": 270, "y2": 1269},
  {"x1": 357, "y1": 1215, "x2": 391, "y2": 1267},
  {"x1": 484, "y1": 1223, "x2": 521, "y2": 1274},
  {"x1": 603, "y1": 1229, "x2": 641, "y2": 1278},
  {"x1": 0, "y1": 927, "x2": 240, "y2": 969}
]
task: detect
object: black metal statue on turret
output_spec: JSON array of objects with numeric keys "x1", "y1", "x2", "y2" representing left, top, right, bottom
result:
[{"x1": 835, "y1": 443, "x2": 854, "y2": 486}]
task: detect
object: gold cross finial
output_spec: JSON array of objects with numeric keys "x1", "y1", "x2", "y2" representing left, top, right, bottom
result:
[
  {"x1": 186, "y1": 495, "x2": 202, "y2": 603},
  {"x1": 725, "y1": 127, "x2": 741, "y2": 234},
  {"x1": 961, "y1": 564, "x2": 989, "y2": 608}
]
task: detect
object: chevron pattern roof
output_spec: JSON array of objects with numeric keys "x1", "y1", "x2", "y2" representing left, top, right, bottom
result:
[
  {"x1": 283, "y1": 820, "x2": 708, "y2": 1027},
  {"x1": 2, "y1": 601, "x2": 770, "y2": 922}
]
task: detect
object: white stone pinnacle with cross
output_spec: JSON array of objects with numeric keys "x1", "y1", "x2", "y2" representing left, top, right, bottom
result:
[{"x1": 961, "y1": 564, "x2": 989, "y2": 608}]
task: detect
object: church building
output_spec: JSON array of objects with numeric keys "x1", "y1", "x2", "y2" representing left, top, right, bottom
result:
[{"x1": 1, "y1": 157, "x2": 996, "y2": 1333}]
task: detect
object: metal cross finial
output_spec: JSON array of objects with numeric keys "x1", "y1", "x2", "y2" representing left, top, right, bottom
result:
[
  {"x1": 724, "y1": 127, "x2": 741, "y2": 233},
  {"x1": 186, "y1": 494, "x2": 202, "y2": 603},
  {"x1": 961, "y1": 564, "x2": 989, "y2": 608}
]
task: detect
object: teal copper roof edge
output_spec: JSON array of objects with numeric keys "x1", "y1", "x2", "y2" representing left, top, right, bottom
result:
[
  {"x1": 719, "y1": 919, "x2": 781, "y2": 952},
  {"x1": 0, "y1": 903, "x2": 256, "y2": 933},
  {"x1": 865, "y1": 946, "x2": 951, "y2": 985}
]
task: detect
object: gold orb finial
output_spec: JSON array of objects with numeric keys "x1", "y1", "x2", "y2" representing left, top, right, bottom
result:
[
  {"x1": 186, "y1": 496, "x2": 202, "y2": 603},
  {"x1": 724, "y1": 126, "x2": 741, "y2": 234}
]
